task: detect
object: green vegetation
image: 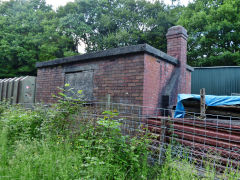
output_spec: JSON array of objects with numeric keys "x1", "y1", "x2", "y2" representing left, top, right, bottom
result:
[
  {"x1": 178, "y1": 0, "x2": 240, "y2": 66},
  {"x1": 57, "y1": 0, "x2": 179, "y2": 53},
  {"x1": 0, "y1": 88, "x2": 157, "y2": 179},
  {"x1": 0, "y1": 0, "x2": 179, "y2": 78},
  {"x1": 0, "y1": 87, "x2": 239, "y2": 179},
  {"x1": 1, "y1": 0, "x2": 239, "y2": 77},
  {"x1": 0, "y1": 89, "x2": 154, "y2": 179},
  {"x1": 0, "y1": 103, "x2": 240, "y2": 179},
  {"x1": 0, "y1": 108, "x2": 153, "y2": 179},
  {"x1": 0, "y1": 0, "x2": 77, "y2": 78}
]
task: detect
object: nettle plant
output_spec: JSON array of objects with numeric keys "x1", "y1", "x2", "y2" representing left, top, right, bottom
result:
[
  {"x1": 47, "y1": 84, "x2": 85, "y2": 136},
  {"x1": 46, "y1": 85, "x2": 153, "y2": 178},
  {"x1": 53, "y1": 83, "x2": 84, "y2": 111},
  {"x1": 72, "y1": 109, "x2": 152, "y2": 179},
  {"x1": 97, "y1": 110, "x2": 121, "y2": 129}
]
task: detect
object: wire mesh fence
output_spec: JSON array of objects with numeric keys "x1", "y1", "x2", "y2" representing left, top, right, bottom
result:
[
  {"x1": 75, "y1": 101, "x2": 240, "y2": 173},
  {"x1": 16, "y1": 100, "x2": 240, "y2": 173}
]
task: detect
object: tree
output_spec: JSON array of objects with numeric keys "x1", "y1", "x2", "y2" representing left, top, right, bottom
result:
[
  {"x1": 0, "y1": 0, "x2": 76, "y2": 78},
  {"x1": 57, "y1": 0, "x2": 180, "y2": 53},
  {"x1": 0, "y1": 0, "x2": 182, "y2": 77},
  {"x1": 178, "y1": 0, "x2": 240, "y2": 66}
]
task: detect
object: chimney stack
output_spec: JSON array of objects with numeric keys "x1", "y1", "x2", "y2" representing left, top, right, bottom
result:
[{"x1": 166, "y1": 25, "x2": 188, "y2": 94}]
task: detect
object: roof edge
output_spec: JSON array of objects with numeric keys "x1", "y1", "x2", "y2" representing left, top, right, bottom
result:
[
  {"x1": 194, "y1": 66, "x2": 240, "y2": 69},
  {"x1": 144, "y1": 44, "x2": 178, "y2": 65},
  {"x1": 36, "y1": 44, "x2": 179, "y2": 68},
  {"x1": 187, "y1": 65, "x2": 194, "y2": 72}
]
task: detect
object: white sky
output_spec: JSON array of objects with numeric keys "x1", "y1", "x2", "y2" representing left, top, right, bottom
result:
[
  {"x1": 46, "y1": 0, "x2": 74, "y2": 9},
  {"x1": 46, "y1": 0, "x2": 192, "y2": 10}
]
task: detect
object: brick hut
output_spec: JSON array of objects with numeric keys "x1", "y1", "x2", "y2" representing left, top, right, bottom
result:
[{"x1": 36, "y1": 26, "x2": 193, "y2": 110}]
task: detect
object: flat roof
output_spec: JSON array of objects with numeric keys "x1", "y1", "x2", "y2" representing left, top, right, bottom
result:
[
  {"x1": 36, "y1": 43, "x2": 193, "y2": 71},
  {"x1": 194, "y1": 66, "x2": 240, "y2": 69}
]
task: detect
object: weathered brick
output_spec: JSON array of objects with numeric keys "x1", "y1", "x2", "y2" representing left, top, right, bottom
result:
[{"x1": 36, "y1": 27, "x2": 192, "y2": 110}]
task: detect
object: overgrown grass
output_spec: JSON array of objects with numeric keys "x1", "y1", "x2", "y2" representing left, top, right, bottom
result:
[
  {"x1": 0, "y1": 94, "x2": 158, "y2": 179},
  {"x1": 0, "y1": 92, "x2": 239, "y2": 179}
]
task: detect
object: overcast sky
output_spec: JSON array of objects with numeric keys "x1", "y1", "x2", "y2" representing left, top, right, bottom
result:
[
  {"x1": 46, "y1": 0, "x2": 192, "y2": 10},
  {"x1": 45, "y1": 0, "x2": 74, "y2": 9}
]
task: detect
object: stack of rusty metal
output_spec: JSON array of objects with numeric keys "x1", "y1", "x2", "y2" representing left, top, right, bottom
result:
[{"x1": 146, "y1": 95, "x2": 240, "y2": 171}]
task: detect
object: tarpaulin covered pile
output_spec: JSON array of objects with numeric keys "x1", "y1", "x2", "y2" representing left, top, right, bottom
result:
[{"x1": 174, "y1": 94, "x2": 240, "y2": 118}]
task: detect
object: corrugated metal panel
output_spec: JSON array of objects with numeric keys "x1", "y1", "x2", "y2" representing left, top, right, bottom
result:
[
  {"x1": 0, "y1": 76, "x2": 36, "y2": 105},
  {"x1": 192, "y1": 67, "x2": 240, "y2": 95}
]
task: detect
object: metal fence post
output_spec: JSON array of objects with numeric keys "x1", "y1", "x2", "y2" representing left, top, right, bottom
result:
[
  {"x1": 106, "y1": 94, "x2": 111, "y2": 110},
  {"x1": 159, "y1": 116, "x2": 167, "y2": 164}
]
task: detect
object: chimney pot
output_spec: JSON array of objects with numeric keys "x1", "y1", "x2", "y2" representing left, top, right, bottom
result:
[{"x1": 166, "y1": 25, "x2": 188, "y2": 40}]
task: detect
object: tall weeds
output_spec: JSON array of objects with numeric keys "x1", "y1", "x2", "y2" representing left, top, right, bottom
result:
[
  {"x1": 0, "y1": 87, "x2": 156, "y2": 179},
  {"x1": 0, "y1": 87, "x2": 239, "y2": 179}
]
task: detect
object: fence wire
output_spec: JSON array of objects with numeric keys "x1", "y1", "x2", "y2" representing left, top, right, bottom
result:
[
  {"x1": 17, "y1": 101, "x2": 240, "y2": 173},
  {"x1": 76, "y1": 101, "x2": 240, "y2": 173}
]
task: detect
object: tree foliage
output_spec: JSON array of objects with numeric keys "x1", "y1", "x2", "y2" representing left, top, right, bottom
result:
[
  {"x1": 178, "y1": 0, "x2": 240, "y2": 66},
  {"x1": 3, "y1": 0, "x2": 239, "y2": 77},
  {"x1": 57, "y1": 0, "x2": 179, "y2": 52},
  {"x1": 0, "y1": 0, "x2": 77, "y2": 78}
]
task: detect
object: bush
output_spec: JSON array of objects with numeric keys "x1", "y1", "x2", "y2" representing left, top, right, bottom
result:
[
  {"x1": 0, "y1": 87, "x2": 157, "y2": 179},
  {"x1": 41, "y1": 84, "x2": 84, "y2": 136},
  {"x1": 70, "y1": 110, "x2": 152, "y2": 179},
  {"x1": 1, "y1": 86, "x2": 239, "y2": 179},
  {"x1": 0, "y1": 105, "x2": 44, "y2": 143},
  {"x1": 0, "y1": 106, "x2": 155, "y2": 179}
]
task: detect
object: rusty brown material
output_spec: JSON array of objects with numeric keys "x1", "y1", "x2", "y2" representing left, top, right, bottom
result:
[
  {"x1": 146, "y1": 116, "x2": 240, "y2": 170},
  {"x1": 172, "y1": 124, "x2": 240, "y2": 142}
]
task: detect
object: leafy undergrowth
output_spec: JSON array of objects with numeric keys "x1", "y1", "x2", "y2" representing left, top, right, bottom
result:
[
  {"x1": 0, "y1": 87, "x2": 158, "y2": 179},
  {"x1": 0, "y1": 88, "x2": 239, "y2": 179}
]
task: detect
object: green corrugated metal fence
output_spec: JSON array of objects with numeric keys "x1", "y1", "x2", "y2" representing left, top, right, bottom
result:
[{"x1": 191, "y1": 66, "x2": 240, "y2": 96}]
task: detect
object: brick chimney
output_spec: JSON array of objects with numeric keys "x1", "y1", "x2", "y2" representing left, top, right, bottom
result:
[{"x1": 166, "y1": 25, "x2": 188, "y2": 94}]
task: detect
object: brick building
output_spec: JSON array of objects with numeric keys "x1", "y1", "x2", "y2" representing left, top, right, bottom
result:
[{"x1": 36, "y1": 26, "x2": 193, "y2": 109}]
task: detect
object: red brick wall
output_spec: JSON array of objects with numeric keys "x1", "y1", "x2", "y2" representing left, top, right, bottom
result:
[
  {"x1": 36, "y1": 52, "x2": 191, "y2": 110},
  {"x1": 143, "y1": 54, "x2": 175, "y2": 112},
  {"x1": 36, "y1": 54, "x2": 145, "y2": 105},
  {"x1": 94, "y1": 54, "x2": 144, "y2": 105},
  {"x1": 36, "y1": 26, "x2": 191, "y2": 110},
  {"x1": 36, "y1": 66, "x2": 64, "y2": 103}
]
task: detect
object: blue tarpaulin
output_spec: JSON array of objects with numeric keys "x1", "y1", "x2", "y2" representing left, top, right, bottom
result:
[{"x1": 174, "y1": 94, "x2": 240, "y2": 118}]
